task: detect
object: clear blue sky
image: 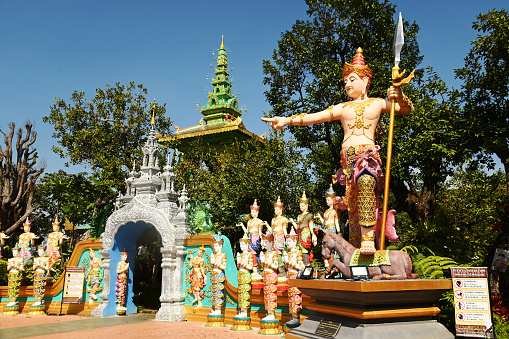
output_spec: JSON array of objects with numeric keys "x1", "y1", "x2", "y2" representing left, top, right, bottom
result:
[{"x1": 0, "y1": 0, "x2": 506, "y2": 174}]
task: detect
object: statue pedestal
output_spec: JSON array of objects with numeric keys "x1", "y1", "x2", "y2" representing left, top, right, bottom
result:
[
  {"x1": 116, "y1": 306, "x2": 127, "y2": 315},
  {"x1": 2, "y1": 304, "x2": 19, "y2": 315},
  {"x1": 258, "y1": 319, "x2": 281, "y2": 335},
  {"x1": 283, "y1": 320, "x2": 301, "y2": 335},
  {"x1": 28, "y1": 303, "x2": 46, "y2": 315},
  {"x1": 286, "y1": 279, "x2": 454, "y2": 339},
  {"x1": 231, "y1": 316, "x2": 251, "y2": 331},
  {"x1": 205, "y1": 314, "x2": 225, "y2": 327}
]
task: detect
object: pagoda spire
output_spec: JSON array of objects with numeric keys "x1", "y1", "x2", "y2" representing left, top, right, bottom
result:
[{"x1": 201, "y1": 36, "x2": 241, "y2": 125}]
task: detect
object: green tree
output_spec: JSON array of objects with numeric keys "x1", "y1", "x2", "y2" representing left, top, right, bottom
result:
[
  {"x1": 43, "y1": 82, "x2": 173, "y2": 193},
  {"x1": 454, "y1": 8, "x2": 509, "y2": 297},
  {"x1": 434, "y1": 168, "x2": 505, "y2": 264},
  {"x1": 262, "y1": 0, "x2": 470, "y2": 227},
  {"x1": 0, "y1": 122, "x2": 44, "y2": 235},
  {"x1": 34, "y1": 170, "x2": 116, "y2": 240},
  {"x1": 175, "y1": 131, "x2": 311, "y2": 240},
  {"x1": 262, "y1": 0, "x2": 422, "y2": 194}
]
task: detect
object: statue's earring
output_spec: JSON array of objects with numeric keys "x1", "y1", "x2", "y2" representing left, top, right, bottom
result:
[{"x1": 361, "y1": 88, "x2": 366, "y2": 98}]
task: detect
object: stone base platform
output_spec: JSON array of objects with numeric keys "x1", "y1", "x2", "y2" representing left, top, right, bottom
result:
[{"x1": 286, "y1": 279, "x2": 454, "y2": 339}]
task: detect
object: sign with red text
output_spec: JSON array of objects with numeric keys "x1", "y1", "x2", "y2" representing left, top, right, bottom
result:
[
  {"x1": 451, "y1": 267, "x2": 493, "y2": 338},
  {"x1": 62, "y1": 266, "x2": 86, "y2": 304}
]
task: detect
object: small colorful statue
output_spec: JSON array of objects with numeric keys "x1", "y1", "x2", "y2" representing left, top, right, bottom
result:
[
  {"x1": 86, "y1": 249, "x2": 103, "y2": 304},
  {"x1": 262, "y1": 47, "x2": 414, "y2": 255},
  {"x1": 209, "y1": 236, "x2": 227, "y2": 315},
  {"x1": 235, "y1": 234, "x2": 254, "y2": 318},
  {"x1": 189, "y1": 245, "x2": 207, "y2": 309},
  {"x1": 17, "y1": 218, "x2": 39, "y2": 263},
  {"x1": 315, "y1": 184, "x2": 343, "y2": 235},
  {"x1": 30, "y1": 244, "x2": 50, "y2": 315},
  {"x1": 284, "y1": 229, "x2": 305, "y2": 327},
  {"x1": 264, "y1": 196, "x2": 288, "y2": 273},
  {"x1": 236, "y1": 199, "x2": 264, "y2": 270},
  {"x1": 116, "y1": 249, "x2": 129, "y2": 315},
  {"x1": 46, "y1": 217, "x2": 69, "y2": 272},
  {"x1": 4, "y1": 245, "x2": 24, "y2": 314},
  {"x1": 0, "y1": 230, "x2": 9, "y2": 258},
  {"x1": 289, "y1": 191, "x2": 317, "y2": 266},
  {"x1": 260, "y1": 232, "x2": 279, "y2": 321}
]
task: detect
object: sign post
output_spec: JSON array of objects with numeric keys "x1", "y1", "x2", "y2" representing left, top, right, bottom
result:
[{"x1": 451, "y1": 267, "x2": 494, "y2": 338}]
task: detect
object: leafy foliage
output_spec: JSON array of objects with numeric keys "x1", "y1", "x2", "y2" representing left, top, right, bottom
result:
[
  {"x1": 175, "y1": 131, "x2": 311, "y2": 240},
  {"x1": 0, "y1": 122, "x2": 44, "y2": 235},
  {"x1": 262, "y1": 0, "x2": 422, "y2": 194},
  {"x1": 413, "y1": 256, "x2": 457, "y2": 280},
  {"x1": 43, "y1": 82, "x2": 173, "y2": 193}
]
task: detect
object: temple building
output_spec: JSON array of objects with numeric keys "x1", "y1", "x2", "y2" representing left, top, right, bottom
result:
[{"x1": 157, "y1": 37, "x2": 264, "y2": 151}]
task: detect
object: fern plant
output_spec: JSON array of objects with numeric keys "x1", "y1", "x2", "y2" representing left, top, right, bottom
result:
[{"x1": 414, "y1": 256, "x2": 458, "y2": 279}]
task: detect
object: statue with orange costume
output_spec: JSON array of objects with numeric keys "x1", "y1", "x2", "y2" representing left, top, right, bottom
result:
[
  {"x1": 46, "y1": 217, "x2": 69, "y2": 272},
  {"x1": 262, "y1": 47, "x2": 413, "y2": 255}
]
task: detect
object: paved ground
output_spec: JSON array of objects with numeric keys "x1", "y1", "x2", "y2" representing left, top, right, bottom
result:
[{"x1": 0, "y1": 314, "x2": 268, "y2": 339}]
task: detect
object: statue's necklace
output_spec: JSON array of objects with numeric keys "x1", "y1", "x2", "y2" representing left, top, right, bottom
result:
[{"x1": 342, "y1": 98, "x2": 377, "y2": 143}]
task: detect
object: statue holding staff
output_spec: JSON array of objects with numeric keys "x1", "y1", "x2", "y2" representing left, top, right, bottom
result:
[{"x1": 262, "y1": 45, "x2": 414, "y2": 255}]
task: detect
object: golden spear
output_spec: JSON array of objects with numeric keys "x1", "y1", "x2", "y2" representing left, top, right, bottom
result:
[{"x1": 380, "y1": 13, "x2": 414, "y2": 250}]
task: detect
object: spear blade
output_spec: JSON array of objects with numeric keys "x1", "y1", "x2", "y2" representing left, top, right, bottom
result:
[{"x1": 393, "y1": 12, "x2": 404, "y2": 67}]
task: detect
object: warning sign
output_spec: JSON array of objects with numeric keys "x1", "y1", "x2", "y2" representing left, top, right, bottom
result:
[{"x1": 450, "y1": 267, "x2": 493, "y2": 338}]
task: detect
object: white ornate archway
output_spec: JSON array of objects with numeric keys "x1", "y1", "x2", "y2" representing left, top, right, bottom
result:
[
  {"x1": 91, "y1": 120, "x2": 190, "y2": 321},
  {"x1": 91, "y1": 196, "x2": 189, "y2": 321}
]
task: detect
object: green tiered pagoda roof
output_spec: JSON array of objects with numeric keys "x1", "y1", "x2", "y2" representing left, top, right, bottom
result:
[{"x1": 157, "y1": 36, "x2": 264, "y2": 151}]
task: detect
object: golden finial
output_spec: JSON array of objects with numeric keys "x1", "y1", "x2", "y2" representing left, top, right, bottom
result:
[
  {"x1": 299, "y1": 191, "x2": 309, "y2": 204},
  {"x1": 151, "y1": 99, "x2": 156, "y2": 126},
  {"x1": 220, "y1": 35, "x2": 225, "y2": 49}
]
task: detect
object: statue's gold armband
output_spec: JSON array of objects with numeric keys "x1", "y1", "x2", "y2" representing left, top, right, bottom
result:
[{"x1": 397, "y1": 94, "x2": 414, "y2": 112}]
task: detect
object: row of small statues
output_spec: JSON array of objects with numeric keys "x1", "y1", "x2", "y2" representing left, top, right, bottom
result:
[
  {"x1": 0, "y1": 217, "x2": 127, "y2": 315},
  {"x1": 1, "y1": 218, "x2": 68, "y2": 314},
  {"x1": 189, "y1": 230, "x2": 308, "y2": 330},
  {"x1": 236, "y1": 189, "x2": 342, "y2": 270}
]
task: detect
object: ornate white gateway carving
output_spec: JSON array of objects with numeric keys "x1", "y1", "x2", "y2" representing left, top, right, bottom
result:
[{"x1": 92, "y1": 117, "x2": 190, "y2": 321}]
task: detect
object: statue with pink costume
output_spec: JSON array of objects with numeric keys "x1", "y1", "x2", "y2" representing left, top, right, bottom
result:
[
  {"x1": 262, "y1": 47, "x2": 413, "y2": 255},
  {"x1": 29, "y1": 244, "x2": 51, "y2": 315},
  {"x1": 17, "y1": 218, "x2": 39, "y2": 263},
  {"x1": 46, "y1": 217, "x2": 69, "y2": 273},
  {"x1": 236, "y1": 199, "x2": 264, "y2": 272},
  {"x1": 259, "y1": 231, "x2": 281, "y2": 335},
  {"x1": 116, "y1": 249, "x2": 129, "y2": 315},
  {"x1": 263, "y1": 196, "x2": 288, "y2": 273},
  {"x1": 283, "y1": 228, "x2": 305, "y2": 329}
]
